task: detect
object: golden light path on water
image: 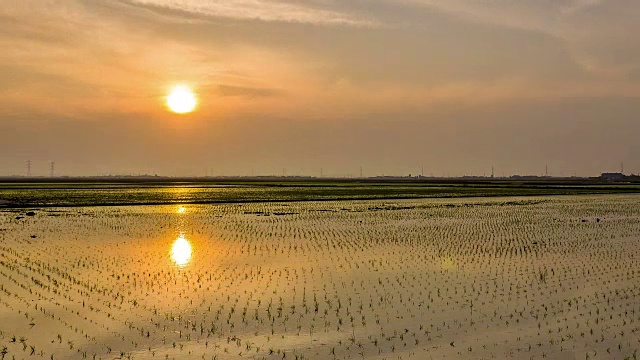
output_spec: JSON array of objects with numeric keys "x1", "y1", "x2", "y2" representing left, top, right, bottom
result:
[{"x1": 171, "y1": 234, "x2": 192, "y2": 267}]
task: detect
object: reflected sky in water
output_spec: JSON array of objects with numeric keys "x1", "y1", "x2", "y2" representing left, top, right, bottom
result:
[
  {"x1": 170, "y1": 205, "x2": 191, "y2": 267},
  {"x1": 171, "y1": 234, "x2": 192, "y2": 267}
]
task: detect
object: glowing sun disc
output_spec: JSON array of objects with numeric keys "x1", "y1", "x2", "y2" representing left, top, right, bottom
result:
[{"x1": 166, "y1": 85, "x2": 197, "y2": 114}]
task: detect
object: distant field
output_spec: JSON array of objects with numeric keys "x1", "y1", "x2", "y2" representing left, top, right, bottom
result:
[{"x1": 1, "y1": 180, "x2": 640, "y2": 207}]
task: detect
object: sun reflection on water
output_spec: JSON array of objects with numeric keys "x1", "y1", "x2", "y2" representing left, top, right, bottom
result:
[{"x1": 171, "y1": 235, "x2": 192, "y2": 267}]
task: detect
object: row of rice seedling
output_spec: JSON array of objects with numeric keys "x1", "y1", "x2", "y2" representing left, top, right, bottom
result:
[{"x1": 0, "y1": 194, "x2": 640, "y2": 359}]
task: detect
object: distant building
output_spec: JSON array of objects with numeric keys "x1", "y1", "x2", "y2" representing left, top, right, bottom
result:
[{"x1": 600, "y1": 172, "x2": 627, "y2": 182}]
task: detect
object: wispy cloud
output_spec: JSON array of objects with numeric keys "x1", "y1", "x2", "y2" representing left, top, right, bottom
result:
[
  {"x1": 216, "y1": 84, "x2": 282, "y2": 98},
  {"x1": 401, "y1": 0, "x2": 638, "y2": 78},
  {"x1": 402, "y1": 0, "x2": 603, "y2": 33},
  {"x1": 123, "y1": 0, "x2": 375, "y2": 26}
]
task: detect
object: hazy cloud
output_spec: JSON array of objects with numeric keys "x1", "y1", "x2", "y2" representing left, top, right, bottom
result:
[
  {"x1": 216, "y1": 84, "x2": 282, "y2": 98},
  {"x1": 0, "y1": 0, "x2": 639, "y2": 176},
  {"x1": 121, "y1": 0, "x2": 375, "y2": 26},
  {"x1": 404, "y1": 0, "x2": 640, "y2": 78}
]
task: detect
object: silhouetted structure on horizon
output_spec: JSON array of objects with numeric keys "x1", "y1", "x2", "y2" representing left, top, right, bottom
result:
[{"x1": 600, "y1": 172, "x2": 628, "y2": 182}]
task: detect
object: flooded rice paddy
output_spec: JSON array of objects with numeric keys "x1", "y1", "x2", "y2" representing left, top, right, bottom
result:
[{"x1": 2, "y1": 194, "x2": 640, "y2": 359}]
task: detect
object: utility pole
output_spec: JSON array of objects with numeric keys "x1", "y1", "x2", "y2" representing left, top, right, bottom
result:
[
  {"x1": 26, "y1": 160, "x2": 32, "y2": 177},
  {"x1": 491, "y1": 165, "x2": 494, "y2": 179},
  {"x1": 421, "y1": 166, "x2": 424, "y2": 177},
  {"x1": 545, "y1": 164, "x2": 548, "y2": 177},
  {"x1": 360, "y1": 166, "x2": 363, "y2": 178},
  {"x1": 50, "y1": 162, "x2": 55, "y2": 178},
  {"x1": 621, "y1": 162, "x2": 624, "y2": 174}
]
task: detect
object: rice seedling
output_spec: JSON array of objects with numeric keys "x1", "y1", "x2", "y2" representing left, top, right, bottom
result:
[{"x1": 0, "y1": 194, "x2": 640, "y2": 358}]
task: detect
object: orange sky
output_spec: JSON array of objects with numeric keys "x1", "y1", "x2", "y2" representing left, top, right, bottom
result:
[{"x1": 1, "y1": 1, "x2": 639, "y2": 176}]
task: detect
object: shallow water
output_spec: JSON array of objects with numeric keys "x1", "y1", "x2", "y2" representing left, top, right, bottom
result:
[
  {"x1": 1, "y1": 195, "x2": 640, "y2": 359},
  {"x1": 1, "y1": 182, "x2": 637, "y2": 207}
]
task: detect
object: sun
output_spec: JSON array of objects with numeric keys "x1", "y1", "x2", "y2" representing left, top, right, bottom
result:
[{"x1": 166, "y1": 85, "x2": 197, "y2": 114}]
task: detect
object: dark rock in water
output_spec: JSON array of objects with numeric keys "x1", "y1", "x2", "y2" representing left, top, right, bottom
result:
[
  {"x1": 15, "y1": 216, "x2": 24, "y2": 220},
  {"x1": 26, "y1": 211, "x2": 36, "y2": 216},
  {"x1": 30, "y1": 235, "x2": 37, "y2": 238}
]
